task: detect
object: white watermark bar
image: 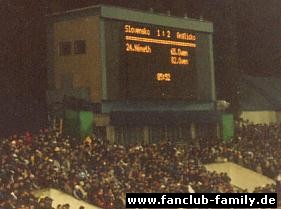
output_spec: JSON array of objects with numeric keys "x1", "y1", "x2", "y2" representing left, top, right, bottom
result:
[{"x1": 126, "y1": 193, "x2": 277, "y2": 208}]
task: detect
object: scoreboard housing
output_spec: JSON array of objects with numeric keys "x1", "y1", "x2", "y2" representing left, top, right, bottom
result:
[
  {"x1": 109, "y1": 21, "x2": 197, "y2": 100},
  {"x1": 104, "y1": 17, "x2": 215, "y2": 102},
  {"x1": 47, "y1": 5, "x2": 218, "y2": 142}
]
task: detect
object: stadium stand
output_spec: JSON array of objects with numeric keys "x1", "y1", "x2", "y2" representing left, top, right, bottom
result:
[
  {"x1": 240, "y1": 75, "x2": 281, "y2": 111},
  {"x1": 205, "y1": 162, "x2": 275, "y2": 192},
  {"x1": 240, "y1": 75, "x2": 281, "y2": 124},
  {"x1": 0, "y1": 119, "x2": 280, "y2": 208}
]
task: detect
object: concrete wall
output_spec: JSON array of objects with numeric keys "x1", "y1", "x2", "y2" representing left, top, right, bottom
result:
[
  {"x1": 53, "y1": 15, "x2": 102, "y2": 102},
  {"x1": 33, "y1": 188, "x2": 100, "y2": 209},
  {"x1": 241, "y1": 111, "x2": 281, "y2": 124},
  {"x1": 205, "y1": 162, "x2": 275, "y2": 192}
]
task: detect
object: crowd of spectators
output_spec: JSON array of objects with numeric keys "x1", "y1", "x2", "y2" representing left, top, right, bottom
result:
[
  {"x1": 0, "y1": 119, "x2": 280, "y2": 208},
  {"x1": 199, "y1": 119, "x2": 281, "y2": 179}
]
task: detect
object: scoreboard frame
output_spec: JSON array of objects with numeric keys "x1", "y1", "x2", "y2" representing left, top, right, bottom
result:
[{"x1": 102, "y1": 9, "x2": 215, "y2": 102}]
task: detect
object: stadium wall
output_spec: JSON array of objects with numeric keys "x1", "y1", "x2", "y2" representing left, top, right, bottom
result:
[
  {"x1": 241, "y1": 111, "x2": 281, "y2": 124},
  {"x1": 205, "y1": 162, "x2": 275, "y2": 192},
  {"x1": 33, "y1": 188, "x2": 100, "y2": 209},
  {"x1": 51, "y1": 15, "x2": 102, "y2": 102}
]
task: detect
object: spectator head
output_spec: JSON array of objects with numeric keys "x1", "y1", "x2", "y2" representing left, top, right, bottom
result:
[{"x1": 62, "y1": 203, "x2": 70, "y2": 209}]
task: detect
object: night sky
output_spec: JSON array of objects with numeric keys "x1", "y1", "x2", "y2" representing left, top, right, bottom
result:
[{"x1": 0, "y1": 0, "x2": 280, "y2": 136}]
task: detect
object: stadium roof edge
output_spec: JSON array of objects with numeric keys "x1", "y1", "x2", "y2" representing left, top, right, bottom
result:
[{"x1": 47, "y1": 4, "x2": 213, "y2": 33}]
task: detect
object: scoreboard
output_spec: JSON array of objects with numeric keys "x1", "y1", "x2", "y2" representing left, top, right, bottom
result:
[
  {"x1": 104, "y1": 18, "x2": 214, "y2": 101},
  {"x1": 122, "y1": 22, "x2": 197, "y2": 100}
]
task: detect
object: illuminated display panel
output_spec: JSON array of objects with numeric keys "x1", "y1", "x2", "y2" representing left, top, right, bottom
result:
[{"x1": 105, "y1": 20, "x2": 202, "y2": 101}]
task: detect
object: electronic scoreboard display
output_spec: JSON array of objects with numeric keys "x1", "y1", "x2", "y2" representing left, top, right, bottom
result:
[{"x1": 104, "y1": 19, "x2": 211, "y2": 101}]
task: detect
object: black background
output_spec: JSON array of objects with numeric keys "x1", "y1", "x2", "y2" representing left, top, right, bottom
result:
[{"x1": 121, "y1": 23, "x2": 197, "y2": 100}]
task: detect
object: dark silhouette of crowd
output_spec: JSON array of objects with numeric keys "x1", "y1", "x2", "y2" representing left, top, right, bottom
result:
[{"x1": 0, "y1": 119, "x2": 280, "y2": 208}]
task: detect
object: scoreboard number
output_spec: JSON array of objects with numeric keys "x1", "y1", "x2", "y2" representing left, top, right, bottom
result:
[{"x1": 156, "y1": 73, "x2": 172, "y2": 81}]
